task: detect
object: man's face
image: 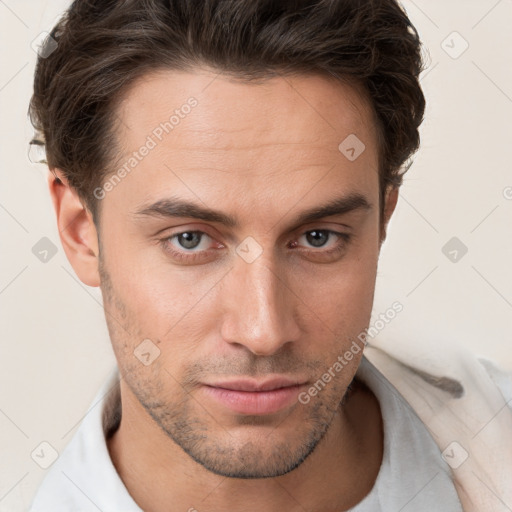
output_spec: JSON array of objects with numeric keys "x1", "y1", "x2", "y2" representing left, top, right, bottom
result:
[{"x1": 97, "y1": 69, "x2": 383, "y2": 478}]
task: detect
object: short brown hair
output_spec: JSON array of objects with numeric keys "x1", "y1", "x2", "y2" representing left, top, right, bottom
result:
[{"x1": 29, "y1": 0, "x2": 426, "y2": 222}]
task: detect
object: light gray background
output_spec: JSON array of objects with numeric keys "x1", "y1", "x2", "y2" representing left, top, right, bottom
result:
[{"x1": 1, "y1": 1, "x2": 511, "y2": 510}]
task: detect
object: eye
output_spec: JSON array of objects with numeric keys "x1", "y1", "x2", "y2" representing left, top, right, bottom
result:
[
  {"x1": 170, "y1": 231, "x2": 209, "y2": 251},
  {"x1": 160, "y1": 228, "x2": 352, "y2": 264},
  {"x1": 161, "y1": 230, "x2": 219, "y2": 263},
  {"x1": 291, "y1": 229, "x2": 352, "y2": 261},
  {"x1": 300, "y1": 230, "x2": 337, "y2": 249},
  {"x1": 295, "y1": 229, "x2": 349, "y2": 249}
]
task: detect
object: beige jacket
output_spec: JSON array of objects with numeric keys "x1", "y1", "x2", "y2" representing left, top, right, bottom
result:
[{"x1": 365, "y1": 341, "x2": 512, "y2": 512}]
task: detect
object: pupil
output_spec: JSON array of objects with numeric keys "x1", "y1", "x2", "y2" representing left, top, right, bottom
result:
[{"x1": 307, "y1": 230, "x2": 327, "y2": 247}]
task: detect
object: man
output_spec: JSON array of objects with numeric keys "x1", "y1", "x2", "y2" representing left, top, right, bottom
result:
[{"x1": 27, "y1": 0, "x2": 511, "y2": 511}]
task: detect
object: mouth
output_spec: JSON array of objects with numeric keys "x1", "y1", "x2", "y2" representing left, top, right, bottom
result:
[{"x1": 201, "y1": 376, "x2": 308, "y2": 415}]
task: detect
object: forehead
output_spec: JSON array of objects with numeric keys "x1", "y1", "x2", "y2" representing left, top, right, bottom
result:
[
  {"x1": 107, "y1": 68, "x2": 380, "y2": 220},
  {"x1": 116, "y1": 68, "x2": 377, "y2": 151}
]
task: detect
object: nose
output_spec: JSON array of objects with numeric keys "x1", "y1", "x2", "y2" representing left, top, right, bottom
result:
[{"x1": 220, "y1": 250, "x2": 301, "y2": 356}]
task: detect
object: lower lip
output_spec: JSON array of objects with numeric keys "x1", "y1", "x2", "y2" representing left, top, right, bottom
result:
[{"x1": 201, "y1": 384, "x2": 304, "y2": 415}]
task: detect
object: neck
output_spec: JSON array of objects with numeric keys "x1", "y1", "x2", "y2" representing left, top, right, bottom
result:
[{"x1": 107, "y1": 378, "x2": 383, "y2": 512}]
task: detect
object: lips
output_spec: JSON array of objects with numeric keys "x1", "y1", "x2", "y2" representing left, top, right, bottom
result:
[
  {"x1": 205, "y1": 377, "x2": 307, "y2": 392},
  {"x1": 201, "y1": 376, "x2": 308, "y2": 415}
]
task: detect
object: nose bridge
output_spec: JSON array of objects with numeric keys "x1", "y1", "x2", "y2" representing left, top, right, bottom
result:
[{"x1": 220, "y1": 249, "x2": 300, "y2": 355}]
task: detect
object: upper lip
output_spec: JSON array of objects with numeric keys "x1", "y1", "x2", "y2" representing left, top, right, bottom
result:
[{"x1": 204, "y1": 376, "x2": 307, "y2": 392}]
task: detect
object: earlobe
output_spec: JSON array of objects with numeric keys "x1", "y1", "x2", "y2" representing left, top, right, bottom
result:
[
  {"x1": 379, "y1": 185, "x2": 399, "y2": 246},
  {"x1": 48, "y1": 168, "x2": 101, "y2": 287}
]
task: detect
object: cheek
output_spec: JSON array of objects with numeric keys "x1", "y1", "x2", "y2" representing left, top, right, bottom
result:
[
  {"x1": 104, "y1": 243, "x2": 224, "y2": 353},
  {"x1": 294, "y1": 262, "x2": 377, "y2": 378},
  {"x1": 100, "y1": 218, "x2": 188, "y2": 334},
  {"x1": 292, "y1": 232, "x2": 379, "y2": 328},
  {"x1": 296, "y1": 270, "x2": 377, "y2": 350}
]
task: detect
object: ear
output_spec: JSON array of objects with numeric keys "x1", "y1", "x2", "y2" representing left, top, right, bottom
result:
[
  {"x1": 48, "y1": 168, "x2": 100, "y2": 287},
  {"x1": 379, "y1": 185, "x2": 399, "y2": 247}
]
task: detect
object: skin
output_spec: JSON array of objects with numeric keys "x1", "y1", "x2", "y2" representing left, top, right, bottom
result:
[{"x1": 50, "y1": 68, "x2": 398, "y2": 512}]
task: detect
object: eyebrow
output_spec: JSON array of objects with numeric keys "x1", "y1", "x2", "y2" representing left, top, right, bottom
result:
[{"x1": 132, "y1": 192, "x2": 372, "y2": 230}]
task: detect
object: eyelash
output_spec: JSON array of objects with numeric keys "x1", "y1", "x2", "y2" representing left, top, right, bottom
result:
[{"x1": 160, "y1": 229, "x2": 352, "y2": 263}]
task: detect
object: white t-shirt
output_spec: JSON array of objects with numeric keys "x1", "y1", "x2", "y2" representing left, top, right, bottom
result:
[{"x1": 28, "y1": 356, "x2": 463, "y2": 511}]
